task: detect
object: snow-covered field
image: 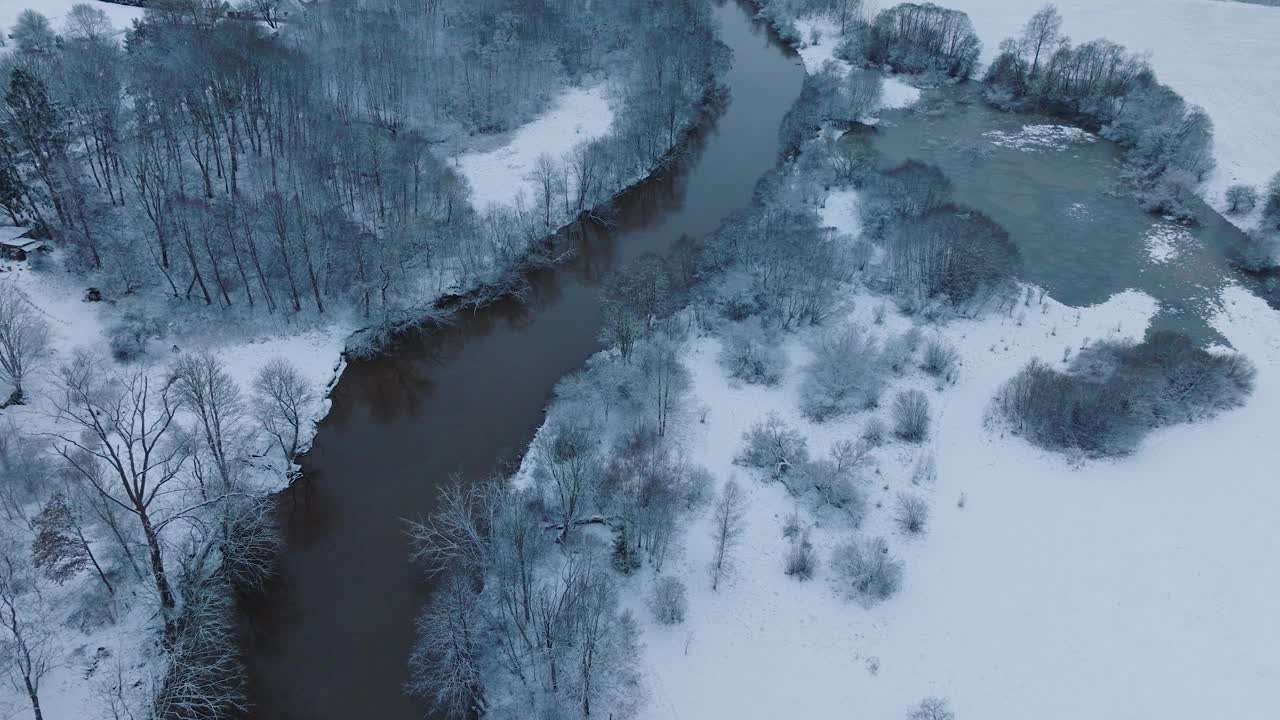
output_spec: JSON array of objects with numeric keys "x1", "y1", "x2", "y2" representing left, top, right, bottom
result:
[
  {"x1": 602, "y1": 188, "x2": 1280, "y2": 719},
  {"x1": 455, "y1": 85, "x2": 614, "y2": 211},
  {"x1": 935, "y1": 0, "x2": 1280, "y2": 219}
]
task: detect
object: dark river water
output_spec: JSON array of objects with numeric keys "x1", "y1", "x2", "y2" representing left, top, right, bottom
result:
[
  {"x1": 236, "y1": 3, "x2": 804, "y2": 719},
  {"x1": 857, "y1": 84, "x2": 1271, "y2": 343}
]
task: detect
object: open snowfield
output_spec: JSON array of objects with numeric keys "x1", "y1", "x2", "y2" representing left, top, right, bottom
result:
[
  {"x1": 933, "y1": 0, "x2": 1280, "y2": 218},
  {"x1": 608, "y1": 191, "x2": 1280, "y2": 719},
  {"x1": 0, "y1": 0, "x2": 144, "y2": 38},
  {"x1": 454, "y1": 85, "x2": 614, "y2": 211}
]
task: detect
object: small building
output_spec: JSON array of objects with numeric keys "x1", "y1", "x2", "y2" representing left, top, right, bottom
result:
[{"x1": 0, "y1": 226, "x2": 44, "y2": 261}]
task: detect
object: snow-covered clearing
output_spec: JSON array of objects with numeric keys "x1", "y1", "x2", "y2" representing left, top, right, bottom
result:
[
  {"x1": 791, "y1": 14, "x2": 921, "y2": 110},
  {"x1": 0, "y1": 0, "x2": 145, "y2": 37},
  {"x1": 938, "y1": 0, "x2": 1280, "y2": 220},
  {"x1": 454, "y1": 85, "x2": 614, "y2": 211},
  {"x1": 607, "y1": 187, "x2": 1280, "y2": 719}
]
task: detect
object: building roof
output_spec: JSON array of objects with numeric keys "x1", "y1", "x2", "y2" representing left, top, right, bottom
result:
[{"x1": 0, "y1": 226, "x2": 34, "y2": 244}]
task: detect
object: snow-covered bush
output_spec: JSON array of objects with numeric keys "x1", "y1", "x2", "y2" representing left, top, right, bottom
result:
[
  {"x1": 784, "y1": 530, "x2": 817, "y2": 581},
  {"x1": 798, "y1": 457, "x2": 867, "y2": 522},
  {"x1": 800, "y1": 324, "x2": 886, "y2": 421},
  {"x1": 895, "y1": 493, "x2": 929, "y2": 535},
  {"x1": 649, "y1": 576, "x2": 688, "y2": 625},
  {"x1": 860, "y1": 417, "x2": 887, "y2": 447},
  {"x1": 718, "y1": 321, "x2": 787, "y2": 386},
  {"x1": 892, "y1": 390, "x2": 930, "y2": 442},
  {"x1": 1264, "y1": 171, "x2": 1280, "y2": 229},
  {"x1": 737, "y1": 413, "x2": 810, "y2": 477},
  {"x1": 996, "y1": 332, "x2": 1256, "y2": 456},
  {"x1": 831, "y1": 535, "x2": 902, "y2": 603},
  {"x1": 921, "y1": 337, "x2": 959, "y2": 380},
  {"x1": 107, "y1": 310, "x2": 162, "y2": 363}
]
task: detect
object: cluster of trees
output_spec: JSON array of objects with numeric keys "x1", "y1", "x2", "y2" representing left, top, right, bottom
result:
[
  {"x1": 0, "y1": 0, "x2": 726, "y2": 351},
  {"x1": 983, "y1": 5, "x2": 1215, "y2": 220},
  {"x1": 858, "y1": 159, "x2": 1022, "y2": 313},
  {"x1": 996, "y1": 330, "x2": 1256, "y2": 456},
  {"x1": 862, "y1": 3, "x2": 982, "y2": 79},
  {"x1": 0, "y1": 342, "x2": 316, "y2": 719}
]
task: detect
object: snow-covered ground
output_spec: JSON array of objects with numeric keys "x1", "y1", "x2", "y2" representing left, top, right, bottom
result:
[
  {"x1": 454, "y1": 85, "x2": 614, "y2": 211},
  {"x1": 0, "y1": 0, "x2": 145, "y2": 38},
  {"x1": 599, "y1": 186, "x2": 1280, "y2": 719},
  {"x1": 934, "y1": 0, "x2": 1280, "y2": 220}
]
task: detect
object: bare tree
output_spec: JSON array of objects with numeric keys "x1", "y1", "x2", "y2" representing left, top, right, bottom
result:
[
  {"x1": 909, "y1": 696, "x2": 956, "y2": 720},
  {"x1": 1020, "y1": 4, "x2": 1063, "y2": 82},
  {"x1": 534, "y1": 421, "x2": 601, "y2": 543},
  {"x1": 648, "y1": 576, "x2": 687, "y2": 624},
  {"x1": 0, "y1": 550, "x2": 52, "y2": 720},
  {"x1": 0, "y1": 283, "x2": 51, "y2": 404},
  {"x1": 252, "y1": 358, "x2": 315, "y2": 464},
  {"x1": 47, "y1": 354, "x2": 194, "y2": 642},
  {"x1": 408, "y1": 577, "x2": 486, "y2": 719},
  {"x1": 709, "y1": 479, "x2": 746, "y2": 591},
  {"x1": 172, "y1": 352, "x2": 246, "y2": 492},
  {"x1": 406, "y1": 476, "x2": 497, "y2": 578},
  {"x1": 639, "y1": 339, "x2": 690, "y2": 437}
]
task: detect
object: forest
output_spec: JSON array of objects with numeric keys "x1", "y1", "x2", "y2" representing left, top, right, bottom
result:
[{"x1": 0, "y1": 0, "x2": 726, "y2": 352}]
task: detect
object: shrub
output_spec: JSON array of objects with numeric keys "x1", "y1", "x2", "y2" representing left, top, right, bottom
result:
[
  {"x1": 831, "y1": 535, "x2": 902, "y2": 603},
  {"x1": 718, "y1": 321, "x2": 787, "y2": 386},
  {"x1": 107, "y1": 311, "x2": 162, "y2": 363},
  {"x1": 892, "y1": 390, "x2": 931, "y2": 442},
  {"x1": 648, "y1": 576, "x2": 688, "y2": 625},
  {"x1": 800, "y1": 324, "x2": 886, "y2": 421},
  {"x1": 921, "y1": 337, "x2": 959, "y2": 380},
  {"x1": 785, "y1": 530, "x2": 817, "y2": 581},
  {"x1": 737, "y1": 413, "x2": 810, "y2": 477},
  {"x1": 996, "y1": 332, "x2": 1256, "y2": 456},
  {"x1": 1264, "y1": 171, "x2": 1280, "y2": 229},
  {"x1": 860, "y1": 417, "x2": 886, "y2": 447},
  {"x1": 882, "y1": 331, "x2": 917, "y2": 375},
  {"x1": 895, "y1": 493, "x2": 929, "y2": 535},
  {"x1": 1225, "y1": 184, "x2": 1258, "y2": 215}
]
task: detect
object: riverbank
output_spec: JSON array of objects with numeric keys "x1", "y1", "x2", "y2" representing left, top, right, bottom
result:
[
  {"x1": 498, "y1": 6, "x2": 1280, "y2": 718},
  {"x1": 0, "y1": 28, "x2": 728, "y2": 720}
]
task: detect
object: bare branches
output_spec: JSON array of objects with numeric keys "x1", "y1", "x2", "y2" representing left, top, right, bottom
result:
[
  {"x1": 0, "y1": 282, "x2": 51, "y2": 404},
  {"x1": 406, "y1": 475, "x2": 498, "y2": 578}
]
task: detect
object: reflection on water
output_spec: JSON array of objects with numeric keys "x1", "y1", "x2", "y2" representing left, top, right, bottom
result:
[
  {"x1": 236, "y1": 3, "x2": 805, "y2": 719},
  {"x1": 856, "y1": 83, "x2": 1272, "y2": 344}
]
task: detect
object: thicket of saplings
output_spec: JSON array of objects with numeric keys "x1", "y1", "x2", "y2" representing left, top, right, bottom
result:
[
  {"x1": 0, "y1": 0, "x2": 726, "y2": 357},
  {"x1": 996, "y1": 331, "x2": 1256, "y2": 457},
  {"x1": 1232, "y1": 172, "x2": 1280, "y2": 274}
]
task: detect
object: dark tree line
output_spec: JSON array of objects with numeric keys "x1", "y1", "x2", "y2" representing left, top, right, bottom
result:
[{"x1": 863, "y1": 2, "x2": 981, "y2": 79}]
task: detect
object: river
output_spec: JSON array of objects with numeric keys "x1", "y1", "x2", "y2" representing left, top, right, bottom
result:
[{"x1": 236, "y1": 3, "x2": 805, "y2": 718}]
